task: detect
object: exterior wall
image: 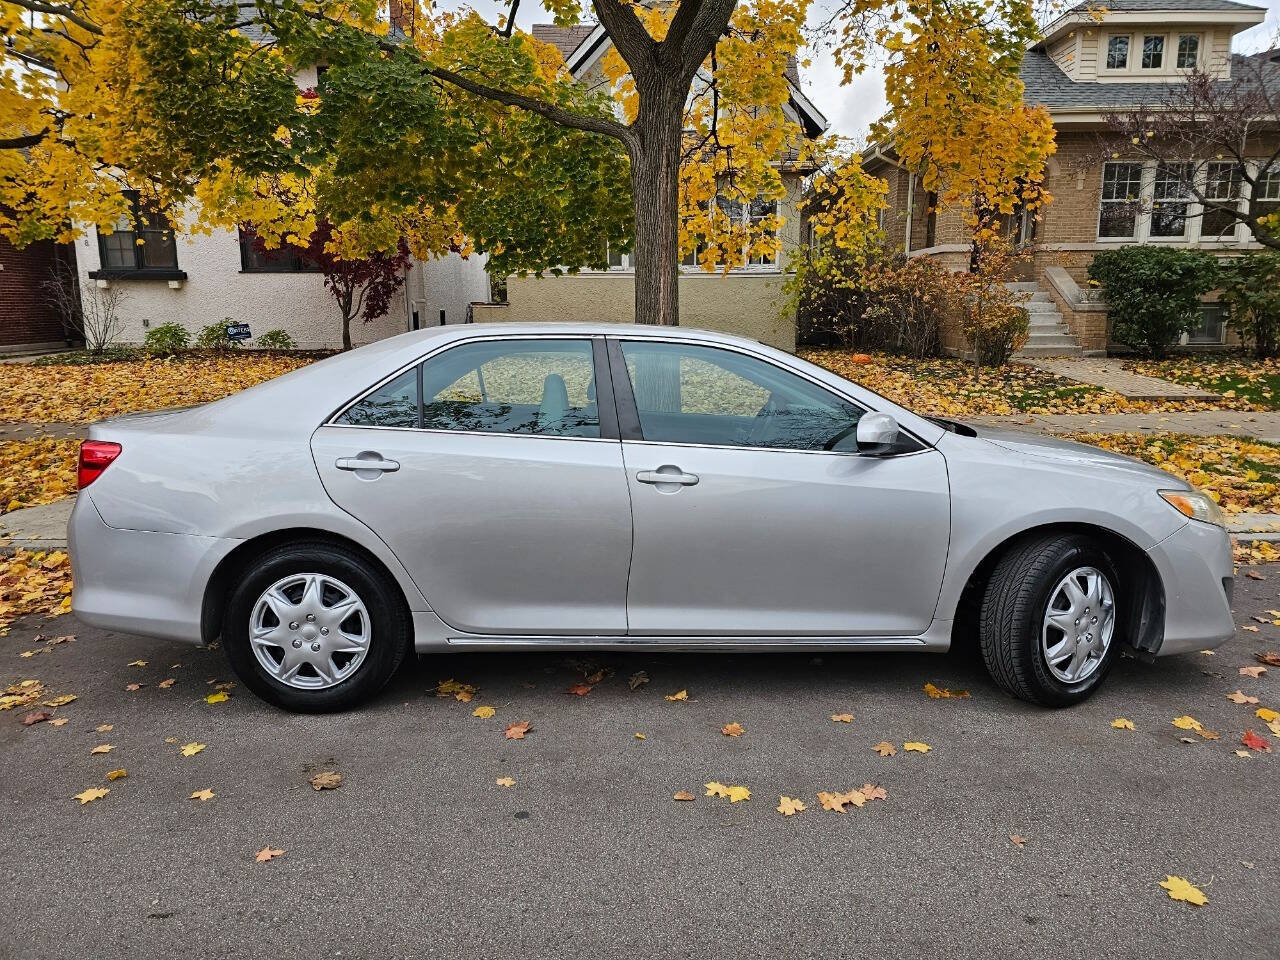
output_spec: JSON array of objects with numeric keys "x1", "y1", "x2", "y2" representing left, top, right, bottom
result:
[
  {"x1": 1049, "y1": 33, "x2": 1079, "y2": 79},
  {"x1": 0, "y1": 235, "x2": 73, "y2": 351},
  {"x1": 405, "y1": 251, "x2": 491, "y2": 328},
  {"x1": 475, "y1": 272, "x2": 796, "y2": 350},
  {"x1": 74, "y1": 224, "x2": 409, "y2": 350}
]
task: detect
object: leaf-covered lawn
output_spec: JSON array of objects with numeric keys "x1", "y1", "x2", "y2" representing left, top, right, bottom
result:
[
  {"x1": 1125, "y1": 356, "x2": 1280, "y2": 411},
  {"x1": 0, "y1": 353, "x2": 314, "y2": 425},
  {"x1": 1067, "y1": 432, "x2": 1280, "y2": 515},
  {"x1": 0, "y1": 437, "x2": 79, "y2": 514},
  {"x1": 801, "y1": 351, "x2": 1261, "y2": 416}
]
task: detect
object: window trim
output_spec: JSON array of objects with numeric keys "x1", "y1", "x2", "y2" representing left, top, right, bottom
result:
[
  {"x1": 605, "y1": 336, "x2": 928, "y2": 457},
  {"x1": 1096, "y1": 158, "x2": 1265, "y2": 245},
  {"x1": 324, "y1": 334, "x2": 619, "y2": 442},
  {"x1": 1102, "y1": 31, "x2": 1202, "y2": 75},
  {"x1": 237, "y1": 227, "x2": 322, "y2": 274},
  {"x1": 89, "y1": 190, "x2": 185, "y2": 281},
  {"x1": 1175, "y1": 32, "x2": 1203, "y2": 71},
  {"x1": 1098, "y1": 161, "x2": 1145, "y2": 240}
]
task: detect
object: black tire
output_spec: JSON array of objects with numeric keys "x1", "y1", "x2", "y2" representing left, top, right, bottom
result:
[
  {"x1": 979, "y1": 533, "x2": 1120, "y2": 707},
  {"x1": 222, "y1": 541, "x2": 411, "y2": 712}
]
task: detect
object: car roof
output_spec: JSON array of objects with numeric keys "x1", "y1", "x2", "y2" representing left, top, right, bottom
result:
[{"x1": 409, "y1": 322, "x2": 770, "y2": 351}]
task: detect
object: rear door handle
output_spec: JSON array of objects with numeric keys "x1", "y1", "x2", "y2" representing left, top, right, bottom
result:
[
  {"x1": 336, "y1": 455, "x2": 400, "y2": 473},
  {"x1": 636, "y1": 468, "x2": 699, "y2": 486}
]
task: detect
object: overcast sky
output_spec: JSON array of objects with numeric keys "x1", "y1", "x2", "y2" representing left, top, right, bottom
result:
[{"x1": 442, "y1": 0, "x2": 1280, "y2": 142}]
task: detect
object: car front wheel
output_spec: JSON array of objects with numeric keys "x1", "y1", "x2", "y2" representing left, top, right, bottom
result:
[
  {"x1": 979, "y1": 533, "x2": 1120, "y2": 707},
  {"x1": 223, "y1": 541, "x2": 411, "y2": 712}
]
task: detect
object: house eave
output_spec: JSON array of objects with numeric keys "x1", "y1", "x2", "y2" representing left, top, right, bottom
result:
[{"x1": 1035, "y1": 7, "x2": 1267, "y2": 49}]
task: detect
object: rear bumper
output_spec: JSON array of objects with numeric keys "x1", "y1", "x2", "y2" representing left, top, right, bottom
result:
[
  {"x1": 1146, "y1": 520, "x2": 1235, "y2": 656},
  {"x1": 69, "y1": 494, "x2": 240, "y2": 645}
]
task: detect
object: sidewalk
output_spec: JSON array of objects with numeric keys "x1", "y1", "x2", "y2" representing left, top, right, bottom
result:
[{"x1": 971, "y1": 410, "x2": 1280, "y2": 442}]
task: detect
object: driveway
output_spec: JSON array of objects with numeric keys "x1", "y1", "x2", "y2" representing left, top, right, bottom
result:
[{"x1": 2, "y1": 576, "x2": 1278, "y2": 960}]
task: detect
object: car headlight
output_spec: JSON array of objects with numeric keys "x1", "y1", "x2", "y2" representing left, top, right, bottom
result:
[{"x1": 1159, "y1": 489, "x2": 1226, "y2": 528}]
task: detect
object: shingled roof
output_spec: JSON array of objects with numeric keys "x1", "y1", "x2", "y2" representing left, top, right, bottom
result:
[
  {"x1": 1064, "y1": 0, "x2": 1265, "y2": 11},
  {"x1": 1021, "y1": 48, "x2": 1280, "y2": 113}
]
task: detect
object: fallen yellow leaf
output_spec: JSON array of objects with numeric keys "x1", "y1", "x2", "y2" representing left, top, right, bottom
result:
[
  {"x1": 634, "y1": 732, "x2": 646, "y2": 740},
  {"x1": 673, "y1": 790, "x2": 694, "y2": 801},
  {"x1": 90, "y1": 744, "x2": 113, "y2": 754},
  {"x1": 1256, "y1": 707, "x2": 1280, "y2": 723},
  {"x1": 75, "y1": 787, "x2": 109, "y2": 804},
  {"x1": 105, "y1": 768, "x2": 127, "y2": 781},
  {"x1": 190, "y1": 788, "x2": 215, "y2": 801},
  {"x1": 1111, "y1": 718, "x2": 1135, "y2": 730},
  {"x1": 872, "y1": 741, "x2": 896, "y2": 756},
  {"x1": 777, "y1": 796, "x2": 806, "y2": 816},
  {"x1": 204, "y1": 691, "x2": 229, "y2": 704},
  {"x1": 830, "y1": 713, "x2": 854, "y2": 723},
  {"x1": 903, "y1": 741, "x2": 931, "y2": 753},
  {"x1": 180, "y1": 742, "x2": 206, "y2": 757},
  {"x1": 721, "y1": 722, "x2": 745, "y2": 737},
  {"x1": 705, "y1": 781, "x2": 730, "y2": 798},
  {"x1": 726, "y1": 785, "x2": 750, "y2": 803},
  {"x1": 665, "y1": 689, "x2": 688, "y2": 702},
  {"x1": 495, "y1": 777, "x2": 515, "y2": 787},
  {"x1": 255, "y1": 847, "x2": 285, "y2": 863},
  {"x1": 128, "y1": 660, "x2": 147, "y2": 668},
  {"x1": 1159, "y1": 875, "x2": 1207, "y2": 907},
  {"x1": 1172, "y1": 716, "x2": 1203, "y2": 732},
  {"x1": 309, "y1": 771, "x2": 342, "y2": 790},
  {"x1": 471, "y1": 705, "x2": 496, "y2": 718}
]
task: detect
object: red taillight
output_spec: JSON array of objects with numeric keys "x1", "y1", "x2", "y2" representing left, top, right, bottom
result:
[{"x1": 78, "y1": 441, "x2": 121, "y2": 489}]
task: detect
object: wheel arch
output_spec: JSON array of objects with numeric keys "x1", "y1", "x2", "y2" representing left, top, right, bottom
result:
[
  {"x1": 950, "y1": 522, "x2": 1166, "y2": 655},
  {"x1": 201, "y1": 528, "x2": 415, "y2": 647}
]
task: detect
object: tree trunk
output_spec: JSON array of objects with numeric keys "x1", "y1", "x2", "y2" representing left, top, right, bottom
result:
[{"x1": 628, "y1": 90, "x2": 684, "y2": 327}]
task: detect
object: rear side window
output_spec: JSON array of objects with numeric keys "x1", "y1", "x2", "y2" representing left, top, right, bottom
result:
[
  {"x1": 335, "y1": 369, "x2": 419, "y2": 428},
  {"x1": 421, "y1": 339, "x2": 599, "y2": 438}
]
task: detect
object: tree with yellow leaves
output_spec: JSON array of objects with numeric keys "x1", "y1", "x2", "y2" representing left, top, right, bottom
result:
[{"x1": 1, "y1": 0, "x2": 1051, "y2": 327}]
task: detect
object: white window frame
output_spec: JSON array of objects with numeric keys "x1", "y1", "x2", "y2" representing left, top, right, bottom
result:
[
  {"x1": 1102, "y1": 31, "x2": 1202, "y2": 76},
  {"x1": 593, "y1": 197, "x2": 782, "y2": 275},
  {"x1": 1097, "y1": 158, "x2": 1261, "y2": 246},
  {"x1": 1103, "y1": 33, "x2": 1133, "y2": 72},
  {"x1": 1174, "y1": 32, "x2": 1203, "y2": 71}
]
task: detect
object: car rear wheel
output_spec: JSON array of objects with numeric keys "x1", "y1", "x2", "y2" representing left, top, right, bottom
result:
[
  {"x1": 223, "y1": 541, "x2": 410, "y2": 712},
  {"x1": 979, "y1": 533, "x2": 1120, "y2": 707}
]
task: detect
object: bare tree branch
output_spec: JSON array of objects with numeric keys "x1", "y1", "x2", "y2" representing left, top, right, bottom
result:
[{"x1": 0, "y1": 129, "x2": 50, "y2": 150}]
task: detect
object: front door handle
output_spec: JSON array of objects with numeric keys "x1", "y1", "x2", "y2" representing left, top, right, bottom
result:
[
  {"x1": 636, "y1": 467, "x2": 699, "y2": 486},
  {"x1": 336, "y1": 454, "x2": 400, "y2": 473}
]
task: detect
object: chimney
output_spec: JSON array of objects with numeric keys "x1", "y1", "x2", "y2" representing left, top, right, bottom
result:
[{"x1": 389, "y1": 0, "x2": 409, "y2": 32}]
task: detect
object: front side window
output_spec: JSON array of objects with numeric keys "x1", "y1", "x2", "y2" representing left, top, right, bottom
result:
[
  {"x1": 1176, "y1": 34, "x2": 1200, "y2": 69},
  {"x1": 1099, "y1": 162, "x2": 1144, "y2": 238},
  {"x1": 96, "y1": 191, "x2": 179, "y2": 272},
  {"x1": 1141, "y1": 34, "x2": 1165, "y2": 70},
  {"x1": 421, "y1": 339, "x2": 599, "y2": 437},
  {"x1": 1106, "y1": 35, "x2": 1130, "y2": 70},
  {"x1": 1150, "y1": 163, "x2": 1193, "y2": 238},
  {"x1": 619, "y1": 340, "x2": 866, "y2": 451}
]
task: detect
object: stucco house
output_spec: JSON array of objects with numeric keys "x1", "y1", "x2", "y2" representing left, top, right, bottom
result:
[
  {"x1": 469, "y1": 22, "x2": 830, "y2": 351},
  {"x1": 864, "y1": 0, "x2": 1278, "y2": 357},
  {"x1": 74, "y1": 64, "x2": 491, "y2": 352}
]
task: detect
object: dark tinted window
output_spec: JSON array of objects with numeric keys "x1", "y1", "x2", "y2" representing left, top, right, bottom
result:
[
  {"x1": 336, "y1": 369, "x2": 418, "y2": 427},
  {"x1": 420, "y1": 339, "x2": 599, "y2": 438},
  {"x1": 620, "y1": 341, "x2": 865, "y2": 451}
]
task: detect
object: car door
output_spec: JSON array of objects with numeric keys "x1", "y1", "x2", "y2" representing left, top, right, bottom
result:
[
  {"x1": 609, "y1": 337, "x2": 951, "y2": 637},
  {"x1": 312, "y1": 336, "x2": 632, "y2": 636}
]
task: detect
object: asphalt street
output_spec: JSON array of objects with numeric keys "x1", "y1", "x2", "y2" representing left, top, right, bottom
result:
[{"x1": 2, "y1": 572, "x2": 1278, "y2": 960}]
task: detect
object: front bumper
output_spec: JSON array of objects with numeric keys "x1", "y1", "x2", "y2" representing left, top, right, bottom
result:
[
  {"x1": 69, "y1": 494, "x2": 240, "y2": 645},
  {"x1": 1146, "y1": 519, "x2": 1235, "y2": 656}
]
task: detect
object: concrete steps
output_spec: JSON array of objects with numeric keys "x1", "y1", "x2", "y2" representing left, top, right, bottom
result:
[{"x1": 1008, "y1": 282, "x2": 1082, "y2": 358}]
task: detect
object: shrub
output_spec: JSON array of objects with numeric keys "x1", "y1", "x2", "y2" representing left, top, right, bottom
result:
[
  {"x1": 142, "y1": 322, "x2": 190, "y2": 354},
  {"x1": 195, "y1": 320, "x2": 241, "y2": 351},
  {"x1": 255, "y1": 329, "x2": 296, "y2": 350},
  {"x1": 1088, "y1": 246, "x2": 1219, "y2": 357},
  {"x1": 955, "y1": 243, "x2": 1029, "y2": 366},
  {"x1": 1217, "y1": 252, "x2": 1280, "y2": 359}
]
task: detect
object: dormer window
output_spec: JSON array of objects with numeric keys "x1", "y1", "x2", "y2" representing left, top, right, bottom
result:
[
  {"x1": 1176, "y1": 34, "x2": 1200, "y2": 69},
  {"x1": 1141, "y1": 35, "x2": 1164, "y2": 70},
  {"x1": 1106, "y1": 35, "x2": 1130, "y2": 70}
]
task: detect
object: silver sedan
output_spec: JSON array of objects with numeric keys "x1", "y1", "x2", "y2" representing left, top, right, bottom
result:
[{"x1": 69, "y1": 324, "x2": 1235, "y2": 711}]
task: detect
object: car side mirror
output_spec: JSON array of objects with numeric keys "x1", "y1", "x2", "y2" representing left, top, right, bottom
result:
[{"x1": 856, "y1": 412, "x2": 900, "y2": 455}]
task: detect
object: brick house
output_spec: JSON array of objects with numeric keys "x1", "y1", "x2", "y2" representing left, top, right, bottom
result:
[
  {"x1": 0, "y1": 235, "x2": 77, "y2": 353},
  {"x1": 864, "y1": 0, "x2": 1279, "y2": 357}
]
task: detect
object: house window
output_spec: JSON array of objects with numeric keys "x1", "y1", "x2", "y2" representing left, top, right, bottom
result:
[
  {"x1": 1201, "y1": 161, "x2": 1242, "y2": 238},
  {"x1": 1099, "y1": 162, "x2": 1144, "y2": 238},
  {"x1": 1106, "y1": 35, "x2": 1130, "y2": 70},
  {"x1": 95, "y1": 191, "x2": 179, "y2": 273},
  {"x1": 747, "y1": 198, "x2": 779, "y2": 266},
  {"x1": 1150, "y1": 163, "x2": 1193, "y2": 238},
  {"x1": 238, "y1": 228, "x2": 319, "y2": 272},
  {"x1": 1256, "y1": 167, "x2": 1280, "y2": 223},
  {"x1": 1141, "y1": 34, "x2": 1165, "y2": 70},
  {"x1": 676, "y1": 195, "x2": 780, "y2": 271},
  {"x1": 1188, "y1": 303, "x2": 1226, "y2": 344},
  {"x1": 924, "y1": 191, "x2": 938, "y2": 248},
  {"x1": 1176, "y1": 34, "x2": 1200, "y2": 69}
]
